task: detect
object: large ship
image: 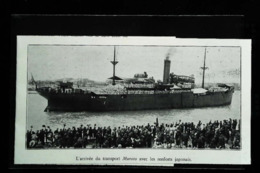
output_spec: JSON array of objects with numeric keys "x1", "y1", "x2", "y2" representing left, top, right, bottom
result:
[{"x1": 35, "y1": 47, "x2": 234, "y2": 112}]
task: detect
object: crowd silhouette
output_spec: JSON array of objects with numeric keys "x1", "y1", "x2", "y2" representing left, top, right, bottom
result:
[{"x1": 26, "y1": 118, "x2": 240, "y2": 149}]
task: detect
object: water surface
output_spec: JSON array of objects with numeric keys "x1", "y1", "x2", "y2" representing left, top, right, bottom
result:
[{"x1": 27, "y1": 91, "x2": 240, "y2": 130}]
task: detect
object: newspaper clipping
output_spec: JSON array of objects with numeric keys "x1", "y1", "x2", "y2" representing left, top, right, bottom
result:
[{"x1": 15, "y1": 36, "x2": 251, "y2": 166}]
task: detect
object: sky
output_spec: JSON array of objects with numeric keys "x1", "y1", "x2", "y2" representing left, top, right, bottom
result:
[{"x1": 28, "y1": 45, "x2": 241, "y2": 84}]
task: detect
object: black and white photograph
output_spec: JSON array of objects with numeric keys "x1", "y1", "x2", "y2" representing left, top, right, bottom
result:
[{"x1": 14, "y1": 36, "x2": 251, "y2": 166}]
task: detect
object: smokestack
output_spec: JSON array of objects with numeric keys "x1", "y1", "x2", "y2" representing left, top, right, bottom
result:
[{"x1": 163, "y1": 54, "x2": 171, "y2": 83}]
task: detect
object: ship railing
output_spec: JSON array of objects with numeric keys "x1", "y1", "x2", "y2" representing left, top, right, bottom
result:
[
  {"x1": 41, "y1": 88, "x2": 93, "y2": 95},
  {"x1": 43, "y1": 88, "x2": 192, "y2": 95},
  {"x1": 126, "y1": 83, "x2": 155, "y2": 88}
]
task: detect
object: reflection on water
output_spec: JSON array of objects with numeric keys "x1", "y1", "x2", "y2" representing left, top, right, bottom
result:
[{"x1": 27, "y1": 91, "x2": 240, "y2": 130}]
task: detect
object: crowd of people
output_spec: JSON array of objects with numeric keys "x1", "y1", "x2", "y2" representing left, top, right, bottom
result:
[{"x1": 26, "y1": 118, "x2": 241, "y2": 149}]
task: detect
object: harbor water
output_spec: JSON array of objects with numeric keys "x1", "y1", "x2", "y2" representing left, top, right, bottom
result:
[{"x1": 27, "y1": 91, "x2": 241, "y2": 130}]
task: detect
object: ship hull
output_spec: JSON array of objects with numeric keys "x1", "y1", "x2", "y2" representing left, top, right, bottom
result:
[{"x1": 37, "y1": 89, "x2": 234, "y2": 112}]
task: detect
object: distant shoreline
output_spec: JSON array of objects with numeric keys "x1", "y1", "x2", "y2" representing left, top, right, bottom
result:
[{"x1": 28, "y1": 91, "x2": 38, "y2": 94}]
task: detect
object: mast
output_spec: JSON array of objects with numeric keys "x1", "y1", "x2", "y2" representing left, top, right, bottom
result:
[
  {"x1": 30, "y1": 73, "x2": 35, "y2": 83},
  {"x1": 30, "y1": 73, "x2": 37, "y2": 89},
  {"x1": 201, "y1": 48, "x2": 208, "y2": 88},
  {"x1": 110, "y1": 46, "x2": 118, "y2": 85}
]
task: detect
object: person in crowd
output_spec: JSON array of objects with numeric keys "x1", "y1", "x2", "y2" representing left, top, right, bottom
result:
[{"x1": 26, "y1": 118, "x2": 241, "y2": 150}]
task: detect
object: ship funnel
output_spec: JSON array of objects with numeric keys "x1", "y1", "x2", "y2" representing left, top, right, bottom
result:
[{"x1": 163, "y1": 56, "x2": 171, "y2": 84}]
